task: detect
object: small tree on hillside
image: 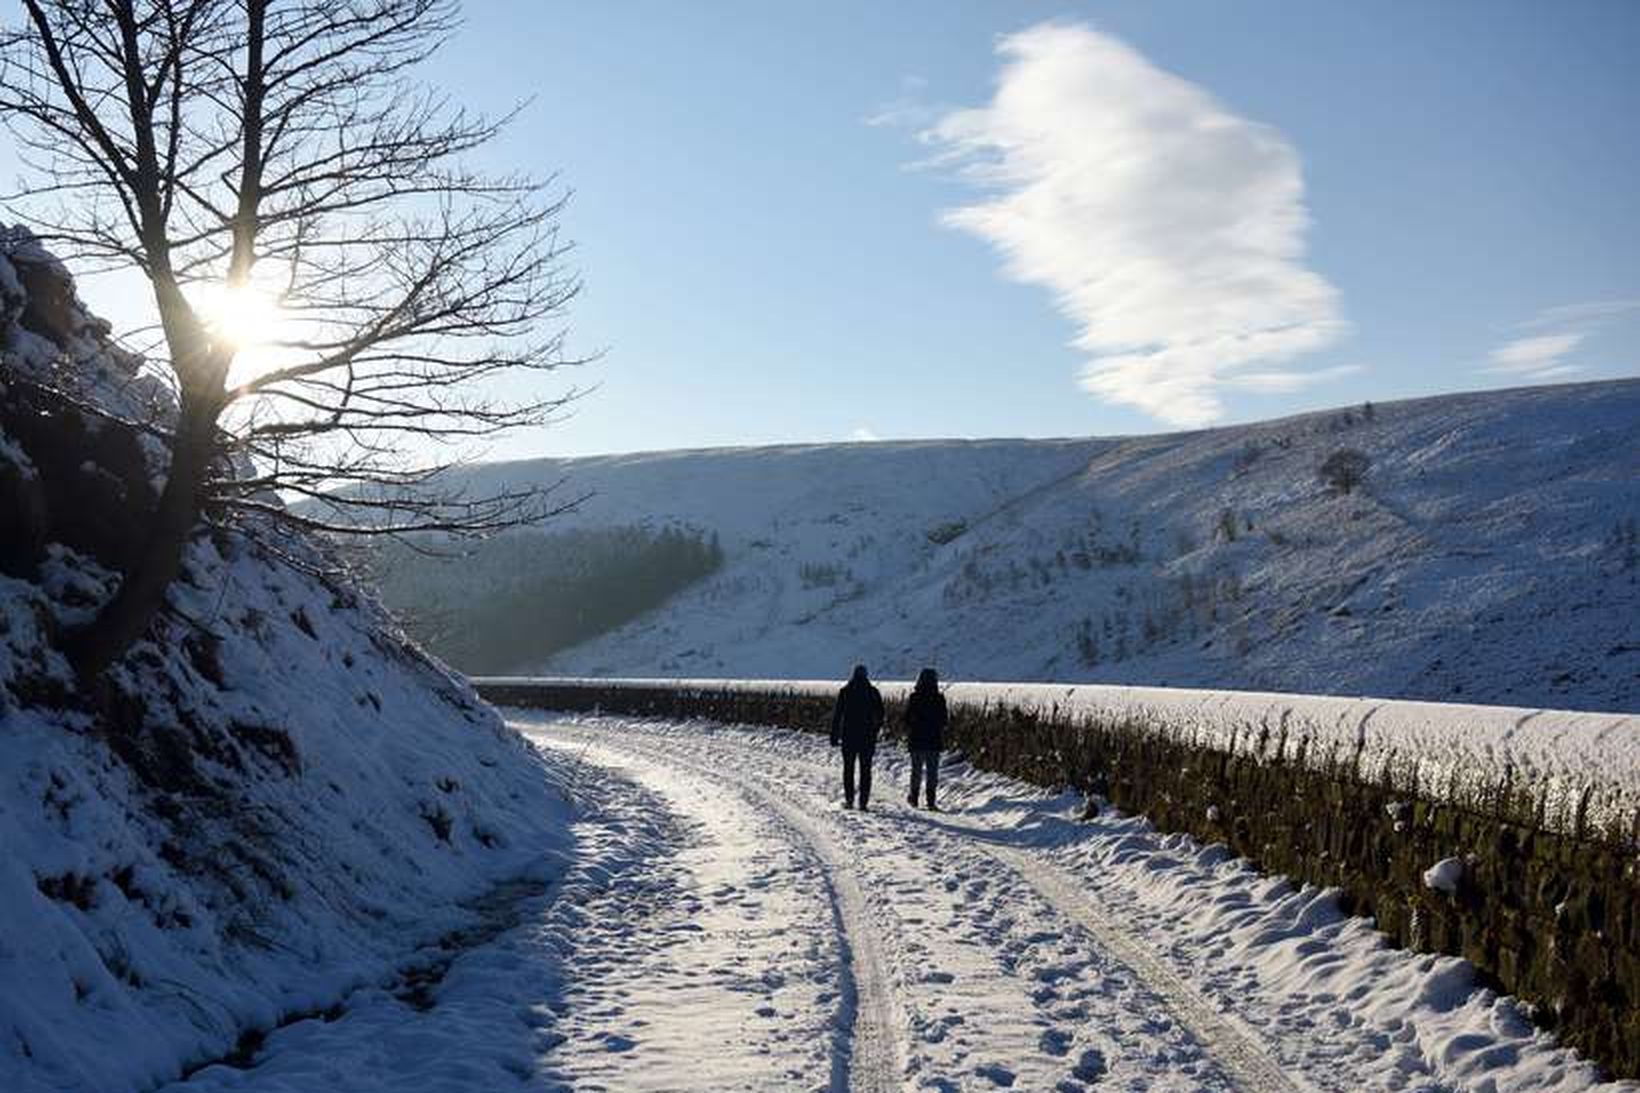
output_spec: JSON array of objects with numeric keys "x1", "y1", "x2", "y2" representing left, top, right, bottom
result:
[
  {"x1": 1318, "y1": 448, "x2": 1370, "y2": 495},
  {"x1": 1, "y1": 0, "x2": 584, "y2": 679}
]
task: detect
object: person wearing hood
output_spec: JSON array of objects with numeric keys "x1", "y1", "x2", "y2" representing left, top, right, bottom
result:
[
  {"x1": 903, "y1": 667, "x2": 948, "y2": 810},
  {"x1": 829, "y1": 663, "x2": 884, "y2": 810}
]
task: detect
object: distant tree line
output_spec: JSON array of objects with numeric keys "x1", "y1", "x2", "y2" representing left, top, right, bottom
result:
[{"x1": 373, "y1": 525, "x2": 724, "y2": 673}]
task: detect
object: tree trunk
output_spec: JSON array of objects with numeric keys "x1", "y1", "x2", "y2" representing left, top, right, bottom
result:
[{"x1": 64, "y1": 396, "x2": 216, "y2": 681}]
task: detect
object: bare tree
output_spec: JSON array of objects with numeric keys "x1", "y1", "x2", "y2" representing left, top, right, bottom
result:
[{"x1": 0, "y1": 0, "x2": 584, "y2": 679}]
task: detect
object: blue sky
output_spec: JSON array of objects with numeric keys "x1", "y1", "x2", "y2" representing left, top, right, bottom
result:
[{"x1": 29, "y1": 2, "x2": 1640, "y2": 459}]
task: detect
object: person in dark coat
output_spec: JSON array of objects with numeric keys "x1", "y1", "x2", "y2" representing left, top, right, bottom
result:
[
  {"x1": 903, "y1": 667, "x2": 948, "y2": 810},
  {"x1": 830, "y1": 663, "x2": 884, "y2": 810}
]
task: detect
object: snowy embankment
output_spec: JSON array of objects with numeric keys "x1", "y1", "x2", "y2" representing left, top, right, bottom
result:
[
  {"x1": 0, "y1": 228, "x2": 573, "y2": 1093},
  {"x1": 478, "y1": 676, "x2": 1640, "y2": 835}
]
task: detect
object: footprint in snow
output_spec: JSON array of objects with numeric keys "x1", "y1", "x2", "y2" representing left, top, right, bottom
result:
[
  {"x1": 974, "y1": 1061, "x2": 1016, "y2": 1086},
  {"x1": 1072, "y1": 1047, "x2": 1107, "y2": 1082},
  {"x1": 598, "y1": 1033, "x2": 638, "y2": 1053},
  {"x1": 920, "y1": 1011, "x2": 965, "y2": 1043},
  {"x1": 1039, "y1": 1027, "x2": 1072, "y2": 1057}
]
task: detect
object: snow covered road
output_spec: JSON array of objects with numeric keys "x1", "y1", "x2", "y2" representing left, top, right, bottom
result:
[
  {"x1": 546, "y1": 723, "x2": 1255, "y2": 1091},
  {"x1": 172, "y1": 714, "x2": 1632, "y2": 1092},
  {"x1": 515, "y1": 717, "x2": 1629, "y2": 1093}
]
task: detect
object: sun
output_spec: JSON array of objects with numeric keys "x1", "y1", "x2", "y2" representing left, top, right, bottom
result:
[
  {"x1": 193, "y1": 280, "x2": 294, "y2": 386},
  {"x1": 196, "y1": 281, "x2": 285, "y2": 351}
]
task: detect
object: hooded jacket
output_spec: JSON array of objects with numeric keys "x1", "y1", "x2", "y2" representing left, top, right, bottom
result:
[
  {"x1": 903, "y1": 689, "x2": 948, "y2": 752},
  {"x1": 830, "y1": 668, "x2": 884, "y2": 750}
]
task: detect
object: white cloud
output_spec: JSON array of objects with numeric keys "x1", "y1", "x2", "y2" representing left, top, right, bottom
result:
[
  {"x1": 1486, "y1": 297, "x2": 1640, "y2": 383},
  {"x1": 1519, "y1": 298, "x2": 1640, "y2": 330},
  {"x1": 1228, "y1": 363, "x2": 1362, "y2": 394},
  {"x1": 917, "y1": 22, "x2": 1348, "y2": 427},
  {"x1": 1488, "y1": 332, "x2": 1585, "y2": 377},
  {"x1": 866, "y1": 75, "x2": 940, "y2": 129},
  {"x1": 849, "y1": 425, "x2": 881, "y2": 442}
]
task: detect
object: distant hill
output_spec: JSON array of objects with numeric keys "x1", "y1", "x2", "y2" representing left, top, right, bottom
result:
[{"x1": 404, "y1": 380, "x2": 1640, "y2": 712}]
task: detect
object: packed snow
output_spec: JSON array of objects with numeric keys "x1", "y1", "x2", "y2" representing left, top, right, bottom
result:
[
  {"x1": 164, "y1": 713, "x2": 1635, "y2": 1091},
  {"x1": 415, "y1": 379, "x2": 1640, "y2": 713}
]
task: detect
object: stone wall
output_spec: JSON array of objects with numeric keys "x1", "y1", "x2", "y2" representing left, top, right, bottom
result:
[{"x1": 477, "y1": 678, "x2": 1640, "y2": 1079}]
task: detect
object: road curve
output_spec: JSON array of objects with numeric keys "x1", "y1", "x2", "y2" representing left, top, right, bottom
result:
[{"x1": 527, "y1": 718, "x2": 1265, "y2": 1091}]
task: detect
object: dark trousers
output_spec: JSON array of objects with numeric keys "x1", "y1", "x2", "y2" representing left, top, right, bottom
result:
[
  {"x1": 909, "y1": 750, "x2": 939, "y2": 806},
  {"x1": 843, "y1": 747, "x2": 874, "y2": 806}
]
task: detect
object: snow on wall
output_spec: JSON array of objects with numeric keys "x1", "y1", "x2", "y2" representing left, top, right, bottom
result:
[{"x1": 479, "y1": 676, "x2": 1640, "y2": 835}]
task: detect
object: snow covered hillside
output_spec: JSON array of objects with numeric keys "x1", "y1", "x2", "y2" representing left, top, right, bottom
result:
[
  {"x1": 422, "y1": 380, "x2": 1640, "y2": 712},
  {"x1": 0, "y1": 231, "x2": 572, "y2": 1092}
]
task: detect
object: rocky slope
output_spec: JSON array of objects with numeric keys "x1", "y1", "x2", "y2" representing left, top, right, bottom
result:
[{"x1": 0, "y1": 230, "x2": 571, "y2": 1092}]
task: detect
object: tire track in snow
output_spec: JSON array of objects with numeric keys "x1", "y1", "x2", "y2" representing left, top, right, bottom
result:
[
  {"x1": 734, "y1": 736, "x2": 1288, "y2": 1091},
  {"x1": 556, "y1": 718, "x2": 1304, "y2": 1092},
  {"x1": 540, "y1": 725, "x2": 900, "y2": 1093},
  {"x1": 769, "y1": 732, "x2": 1306, "y2": 1092},
  {"x1": 755, "y1": 775, "x2": 900, "y2": 1093},
  {"x1": 969, "y1": 838, "x2": 1306, "y2": 1093},
  {"x1": 749, "y1": 731, "x2": 1306, "y2": 1092}
]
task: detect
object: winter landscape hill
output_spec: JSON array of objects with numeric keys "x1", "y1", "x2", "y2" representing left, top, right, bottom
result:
[
  {"x1": 388, "y1": 379, "x2": 1640, "y2": 712},
  {"x1": 5, "y1": 231, "x2": 1640, "y2": 1093}
]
